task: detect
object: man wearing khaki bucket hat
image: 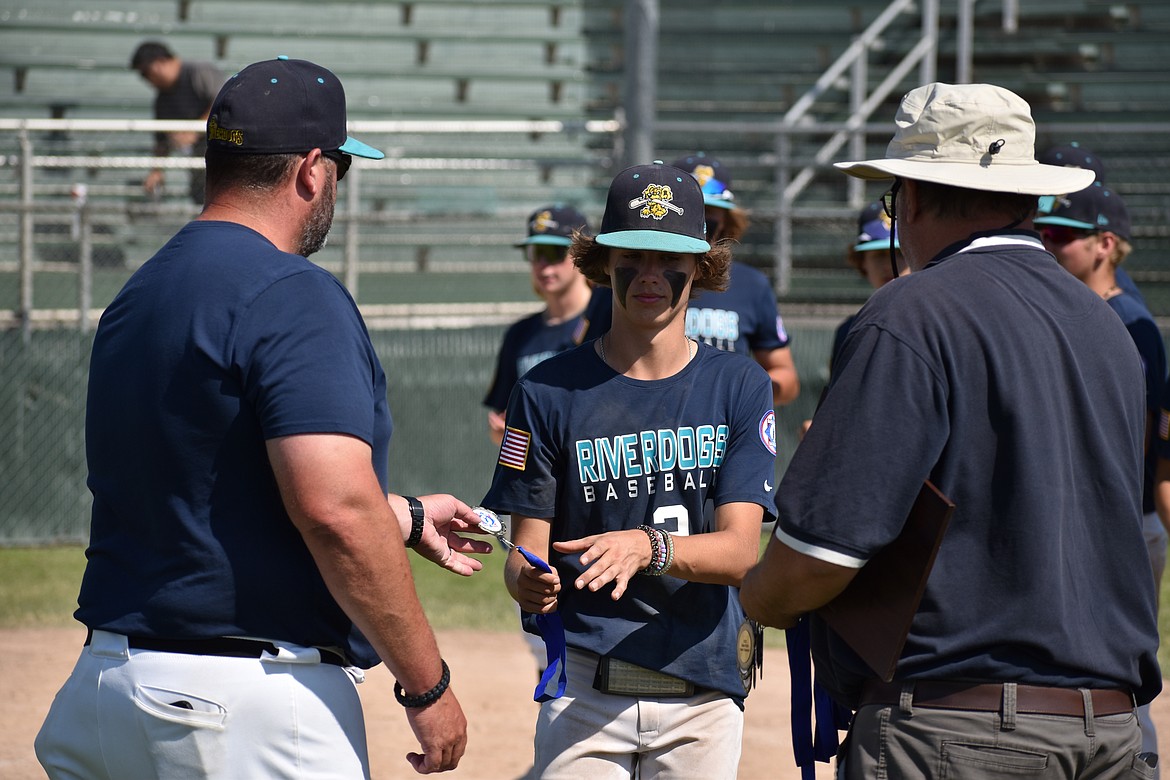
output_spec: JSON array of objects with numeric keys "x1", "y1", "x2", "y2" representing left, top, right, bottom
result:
[{"x1": 742, "y1": 83, "x2": 1162, "y2": 777}]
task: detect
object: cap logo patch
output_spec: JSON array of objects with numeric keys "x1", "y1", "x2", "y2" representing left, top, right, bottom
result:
[
  {"x1": 207, "y1": 116, "x2": 244, "y2": 146},
  {"x1": 628, "y1": 183, "x2": 684, "y2": 221},
  {"x1": 532, "y1": 210, "x2": 559, "y2": 234},
  {"x1": 691, "y1": 164, "x2": 715, "y2": 187}
]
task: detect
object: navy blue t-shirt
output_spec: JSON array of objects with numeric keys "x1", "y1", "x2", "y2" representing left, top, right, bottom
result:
[
  {"x1": 77, "y1": 221, "x2": 391, "y2": 668},
  {"x1": 1108, "y1": 291, "x2": 1167, "y2": 515},
  {"x1": 777, "y1": 234, "x2": 1161, "y2": 707},
  {"x1": 686, "y1": 262, "x2": 789, "y2": 355},
  {"x1": 483, "y1": 342, "x2": 777, "y2": 700},
  {"x1": 483, "y1": 287, "x2": 611, "y2": 412}
]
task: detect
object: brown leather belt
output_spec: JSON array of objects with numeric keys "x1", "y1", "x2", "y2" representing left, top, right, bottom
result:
[{"x1": 860, "y1": 680, "x2": 1134, "y2": 717}]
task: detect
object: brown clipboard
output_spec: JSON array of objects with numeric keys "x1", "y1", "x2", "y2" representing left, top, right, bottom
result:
[{"x1": 816, "y1": 479, "x2": 955, "y2": 682}]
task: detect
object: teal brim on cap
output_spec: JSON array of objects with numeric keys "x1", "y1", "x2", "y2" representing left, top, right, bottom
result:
[
  {"x1": 339, "y1": 135, "x2": 384, "y2": 160},
  {"x1": 854, "y1": 238, "x2": 900, "y2": 252},
  {"x1": 596, "y1": 230, "x2": 710, "y2": 254},
  {"x1": 513, "y1": 235, "x2": 574, "y2": 248},
  {"x1": 1033, "y1": 215, "x2": 1096, "y2": 231},
  {"x1": 703, "y1": 196, "x2": 736, "y2": 210}
]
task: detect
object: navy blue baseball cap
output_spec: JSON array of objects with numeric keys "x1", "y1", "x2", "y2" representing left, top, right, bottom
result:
[
  {"x1": 1038, "y1": 142, "x2": 1105, "y2": 181},
  {"x1": 514, "y1": 204, "x2": 590, "y2": 247},
  {"x1": 1036, "y1": 182, "x2": 1131, "y2": 241},
  {"x1": 853, "y1": 201, "x2": 899, "y2": 252},
  {"x1": 207, "y1": 56, "x2": 383, "y2": 159},
  {"x1": 671, "y1": 152, "x2": 736, "y2": 210},
  {"x1": 596, "y1": 162, "x2": 710, "y2": 254}
]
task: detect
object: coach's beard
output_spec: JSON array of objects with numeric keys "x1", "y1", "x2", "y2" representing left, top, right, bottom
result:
[{"x1": 297, "y1": 174, "x2": 337, "y2": 257}]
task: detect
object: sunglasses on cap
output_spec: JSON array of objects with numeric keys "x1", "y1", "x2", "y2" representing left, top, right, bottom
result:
[
  {"x1": 1038, "y1": 225, "x2": 1098, "y2": 245},
  {"x1": 322, "y1": 150, "x2": 352, "y2": 181}
]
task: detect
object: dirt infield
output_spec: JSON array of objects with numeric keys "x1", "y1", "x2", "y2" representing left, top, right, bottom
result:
[{"x1": 4, "y1": 627, "x2": 1167, "y2": 780}]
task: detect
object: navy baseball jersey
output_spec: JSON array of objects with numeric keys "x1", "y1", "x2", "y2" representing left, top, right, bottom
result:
[
  {"x1": 483, "y1": 342, "x2": 776, "y2": 700},
  {"x1": 78, "y1": 221, "x2": 389, "y2": 668},
  {"x1": 484, "y1": 287, "x2": 612, "y2": 412},
  {"x1": 1111, "y1": 290, "x2": 1168, "y2": 514},
  {"x1": 685, "y1": 261, "x2": 788, "y2": 355}
]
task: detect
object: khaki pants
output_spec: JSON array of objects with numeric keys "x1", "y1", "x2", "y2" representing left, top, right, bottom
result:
[
  {"x1": 532, "y1": 647, "x2": 743, "y2": 779},
  {"x1": 840, "y1": 695, "x2": 1149, "y2": 779}
]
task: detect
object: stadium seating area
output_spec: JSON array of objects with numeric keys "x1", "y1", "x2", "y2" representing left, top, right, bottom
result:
[{"x1": 2, "y1": 0, "x2": 1170, "y2": 311}]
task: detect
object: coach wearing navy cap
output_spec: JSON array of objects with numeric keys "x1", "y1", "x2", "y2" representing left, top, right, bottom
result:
[{"x1": 36, "y1": 57, "x2": 489, "y2": 778}]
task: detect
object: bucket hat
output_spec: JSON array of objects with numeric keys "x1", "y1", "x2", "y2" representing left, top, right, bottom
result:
[{"x1": 835, "y1": 83, "x2": 1093, "y2": 196}]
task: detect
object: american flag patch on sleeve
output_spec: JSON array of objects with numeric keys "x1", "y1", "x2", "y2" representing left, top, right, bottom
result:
[
  {"x1": 499, "y1": 427, "x2": 532, "y2": 470},
  {"x1": 1160, "y1": 409, "x2": 1170, "y2": 441}
]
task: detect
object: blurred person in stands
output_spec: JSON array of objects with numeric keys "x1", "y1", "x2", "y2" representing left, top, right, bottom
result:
[
  {"x1": 130, "y1": 41, "x2": 224, "y2": 204},
  {"x1": 741, "y1": 82, "x2": 1160, "y2": 778},
  {"x1": 672, "y1": 152, "x2": 800, "y2": 406},
  {"x1": 484, "y1": 204, "x2": 610, "y2": 446}
]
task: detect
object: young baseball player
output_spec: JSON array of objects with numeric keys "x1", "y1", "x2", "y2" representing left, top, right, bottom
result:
[
  {"x1": 484, "y1": 204, "x2": 609, "y2": 446},
  {"x1": 672, "y1": 152, "x2": 800, "y2": 406},
  {"x1": 483, "y1": 161, "x2": 776, "y2": 778}
]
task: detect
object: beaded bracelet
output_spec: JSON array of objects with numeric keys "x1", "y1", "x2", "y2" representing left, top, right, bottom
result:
[
  {"x1": 659, "y1": 528, "x2": 675, "y2": 573},
  {"x1": 638, "y1": 525, "x2": 664, "y2": 575},
  {"x1": 640, "y1": 525, "x2": 673, "y2": 576},
  {"x1": 394, "y1": 659, "x2": 450, "y2": 708}
]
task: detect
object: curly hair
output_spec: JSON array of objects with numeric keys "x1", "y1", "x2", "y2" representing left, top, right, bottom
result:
[
  {"x1": 570, "y1": 230, "x2": 732, "y2": 299},
  {"x1": 715, "y1": 206, "x2": 750, "y2": 243}
]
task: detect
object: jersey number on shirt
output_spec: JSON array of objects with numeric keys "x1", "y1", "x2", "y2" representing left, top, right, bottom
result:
[{"x1": 651, "y1": 504, "x2": 691, "y2": 536}]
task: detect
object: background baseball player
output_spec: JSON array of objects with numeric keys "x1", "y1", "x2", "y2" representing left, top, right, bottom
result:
[
  {"x1": 484, "y1": 204, "x2": 609, "y2": 446},
  {"x1": 672, "y1": 152, "x2": 801, "y2": 407}
]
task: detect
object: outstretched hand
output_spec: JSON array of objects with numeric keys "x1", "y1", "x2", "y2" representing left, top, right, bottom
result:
[
  {"x1": 553, "y1": 529, "x2": 651, "y2": 601},
  {"x1": 409, "y1": 494, "x2": 495, "y2": 576}
]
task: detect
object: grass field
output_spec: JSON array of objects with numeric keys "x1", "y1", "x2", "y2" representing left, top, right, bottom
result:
[{"x1": 4, "y1": 542, "x2": 1170, "y2": 671}]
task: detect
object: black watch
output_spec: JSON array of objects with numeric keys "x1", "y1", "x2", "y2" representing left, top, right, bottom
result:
[{"x1": 403, "y1": 496, "x2": 425, "y2": 548}]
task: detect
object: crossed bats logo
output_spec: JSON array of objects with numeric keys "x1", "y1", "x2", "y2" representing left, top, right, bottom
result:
[{"x1": 628, "y1": 183, "x2": 683, "y2": 221}]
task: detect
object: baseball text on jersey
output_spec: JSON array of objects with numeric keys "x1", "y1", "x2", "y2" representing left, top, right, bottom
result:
[{"x1": 576, "y1": 424, "x2": 728, "y2": 503}]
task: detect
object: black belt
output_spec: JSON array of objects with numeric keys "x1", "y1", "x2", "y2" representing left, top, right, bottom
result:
[
  {"x1": 860, "y1": 679, "x2": 1134, "y2": 717},
  {"x1": 85, "y1": 628, "x2": 346, "y2": 666}
]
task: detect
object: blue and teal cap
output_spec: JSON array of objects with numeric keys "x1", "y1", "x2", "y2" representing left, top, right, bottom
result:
[
  {"x1": 514, "y1": 204, "x2": 590, "y2": 247},
  {"x1": 207, "y1": 56, "x2": 383, "y2": 160},
  {"x1": 596, "y1": 162, "x2": 710, "y2": 254},
  {"x1": 1036, "y1": 182, "x2": 1130, "y2": 241},
  {"x1": 1038, "y1": 142, "x2": 1106, "y2": 181},
  {"x1": 853, "y1": 201, "x2": 899, "y2": 252},
  {"x1": 671, "y1": 152, "x2": 736, "y2": 210}
]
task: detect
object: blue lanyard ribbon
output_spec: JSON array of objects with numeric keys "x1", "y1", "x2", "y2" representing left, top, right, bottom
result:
[
  {"x1": 516, "y1": 545, "x2": 568, "y2": 702},
  {"x1": 786, "y1": 616, "x2": 851, "y2": 779}
]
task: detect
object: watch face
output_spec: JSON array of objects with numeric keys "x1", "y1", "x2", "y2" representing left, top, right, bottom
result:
[{"x1": 473, "y1": 506, "x2": 503, "y2": 535}]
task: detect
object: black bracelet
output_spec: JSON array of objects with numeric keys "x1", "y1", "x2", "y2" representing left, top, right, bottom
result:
[
  {"x1": 394, "y1": 659, "x2": 450, "y2": 708},
  {"x1": 403, "y1": 496, "x2": 425, "y2": 548}
]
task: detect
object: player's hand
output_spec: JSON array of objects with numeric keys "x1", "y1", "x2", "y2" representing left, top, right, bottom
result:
[
  {"x1": 511, "y1": 550, "x2": 560, "y2": 614},
  {"x1": 553, "y1": 529, "x2": 651, "y2": 601},
  {"x1": 408, "y1": 494, "x2": 494, "y2": 576},
  {"x1": 403, "y1": 687, "x2": 468, "y2": 774},
  {"x1": 487, "y1": 410, "x2": 506, "y2": 445},
  {"x1": 143, "y1": 169, "x2": 165, "y2": 195}
]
